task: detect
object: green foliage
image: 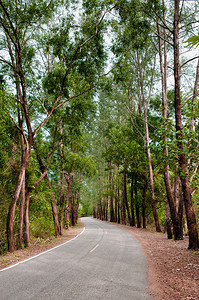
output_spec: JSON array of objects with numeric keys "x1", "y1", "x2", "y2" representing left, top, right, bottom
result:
[{"x1": 185, "y1": 34, "x2": 199, "y2": 48}]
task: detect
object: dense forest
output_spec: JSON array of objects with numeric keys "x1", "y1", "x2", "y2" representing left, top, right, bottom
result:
[{"x1": 0, "y1": 0, "x2": 199, "y2": 254}]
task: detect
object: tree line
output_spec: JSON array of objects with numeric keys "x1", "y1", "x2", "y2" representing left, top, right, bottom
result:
[{"x1": 0, "y1": 0, "x2": 199, "y2": 253}]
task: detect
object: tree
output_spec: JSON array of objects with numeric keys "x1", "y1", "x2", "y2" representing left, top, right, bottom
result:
[{"x1": 0, "y1": 0, "x2": 113, "y2": 251}]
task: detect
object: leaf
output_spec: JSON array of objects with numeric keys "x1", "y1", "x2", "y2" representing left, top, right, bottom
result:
[{"x1": 184, "y1": 34, "x2": 199, "y2": 48}]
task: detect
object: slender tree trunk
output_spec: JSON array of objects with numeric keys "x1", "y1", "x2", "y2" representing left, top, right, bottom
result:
[
  {"x1": 99, "y1": 177, "x2": 102, "y2": 220},
  {"x1": 164, "y1": 203, "x2": 170, "y2": 233},
  {"x1": 105, "y1": 197, "x2": 108, "y2": 221},
  {"x1": 144, "y1": 112, "x2": 161, "y2": 232},
  {"x1": 24, "y1": 188, "x2": 30, "y2": 247},
  {"x1": 173, "y1": 0, "x2": 198, "y2": 249},
  {"x1": 121, "y1": 172, "x2": 127, "y2": 225},
  {"x1": 64, "y1": 173, "x2": 73, "y2": 227},
  {"x1": 157, "y1": 10, "x2": 181, "y2": 240},
  {"x1": 70, "y1": 196, "x2": 76, "y2": 226},
  {"x1": 17, "y1": 83, "x2": 25, "y2": 249},
  {"x1": 109, "y1": 170, "x2": 115, "y2": 222},
  {"x1": 142, "y1": 175, "x2": 147, "y2": 229},
  {"x1": 18, "y1": 176, "x2": 25, "y2": 249},
  {"x1": 18, "y1": 119, "x2": 26, "y2": 249},
  {"x1": 134, "y1": 173, "x2": 141, "y2": 228},
  {"x1": 110, "y1": 196, "x2": 115, "y2": 222},
  {"x1": 59, "y1": 171, "x2": 65, "y2": 234},
  {"x1": 93, "y1": 206, "x2": 97, "y2": 218},
  {"x1": 190, "y1": 58, "x2": 199, "y2": 131},
  {"x1": 137, "y1": 53, "x2": 161, "y2": 232},
  {"x1": 7, "y1": 145, "x2": 31, "y2": 252},
  {"x1": 117, "y1": 186, "x2": 120, "y2": 224},
  {"x1": 124, "y1": 170, "x2": 132, "y2": 226},
  {"x1": 131, "y1": 174, "x2": 135, "y2": 226},
  {"x1": 47, "y1": 177, "x2": 61, "y2": 236}
]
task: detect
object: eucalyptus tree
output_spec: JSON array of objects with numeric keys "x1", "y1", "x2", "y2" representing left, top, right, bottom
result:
[
  {"x1": 0, "y1": 0, "x2": 115, "y2": 251},
  {"x1": 147, "y1": 0, "x2": 199, "y2": 248},
  {"x1": 110, "y1": 1, "x2": 162, "y2": 231}
]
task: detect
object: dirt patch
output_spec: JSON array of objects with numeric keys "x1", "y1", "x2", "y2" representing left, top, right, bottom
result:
[
  {"x1": 112, "y1": 223, "x2": 199, "y2": 300},
  {"x1": 0, "y1": 220, "x2": 84, "y2": 271}
]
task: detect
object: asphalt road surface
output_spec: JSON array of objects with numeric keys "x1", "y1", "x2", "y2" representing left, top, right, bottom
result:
[{"x1": 0, "y1": 217, "x2": 151, "y2": 300}]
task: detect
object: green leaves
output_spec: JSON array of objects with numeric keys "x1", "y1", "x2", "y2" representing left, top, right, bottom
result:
[{"x1": 184, "y1": 34, "x2": 199, "y2": 48}]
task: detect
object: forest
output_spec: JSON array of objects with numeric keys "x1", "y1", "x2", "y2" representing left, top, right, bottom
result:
[{"x1": 0, "y1": 0, "x2": 199, "y2": 254}]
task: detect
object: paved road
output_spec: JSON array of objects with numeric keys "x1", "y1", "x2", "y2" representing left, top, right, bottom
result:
[{"x1": 0, "y1": 217, "x2": 151, "y2": 300}]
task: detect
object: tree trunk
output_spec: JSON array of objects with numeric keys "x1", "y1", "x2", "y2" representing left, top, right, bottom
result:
[
  {"x1": 7, "y1": 146, "x2": 31, "y2": 252},
  {"x1": 142, "y1": 175, "x2": 147, "y2": 229},
  {"x1": 137, "y1": 52, "x2": 161, "y2": 232},
  {"x1": 59, "y1": 171, "x2": 65, "y2": 234},
  {"x1": 124, "y1": 171, "x2": 132, "y2": 226},
  {"x1": 93, "y1": 206, "x2": 97, "y2": 218},
  {"x1": 109, "y1": 171, "x2": 115, "y2": 222},
  {"x1": 64, "y1": 173, "x2": 73, "y2": 227},
  {"x1": 47, "y1": 177, "x2": 61, "y2": 236},
  {"x1": 173, "y1": 0, "x2": 198, "y2": 249},
  {"x1": 157, "y1": 11, "x2": 181, "y2": 240},
  {"x1": 121, "y1": 172, "x2": 127, "y2": 225},
  {"x1": 117, "y1": 185, "x2": 120, "y2": 224},
  {"x1": 24, "y1": 188, "x2": 30, "y2": 247},
  {"x1": 110, "y1": 196, "x2": 115, "y2": 222},
  {"x1": 18, "y1": 176, "x2": 25, "y2": 249},
  {"x1": 131, "y1": 174, "x2": 135, "y2": 226},
  {"x1": 70, "y1": 196, "x2": 76, "y2": 226},
  {"x1": 164, "y1": 203, "x2": 170, "y2": 234},
  {"x1": 114, "y1": 196, "x2": 117, "y2": 223},
  {"x1": 135, "y1": 173, "x2": 141, "y2": 228},
  {"x1": 17, "y1": 86, "x2": 25, "y2": 249}
]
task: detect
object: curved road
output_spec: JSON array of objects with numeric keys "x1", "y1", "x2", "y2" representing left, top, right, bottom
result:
[{"x1": 0, "y1": 217, "x2": 151, "y2": 299}]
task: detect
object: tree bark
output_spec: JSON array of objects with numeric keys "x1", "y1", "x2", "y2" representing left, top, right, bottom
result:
[
  {"x1": 157, "y1": 9, "x2": 182, "y2": 240},
  {"x1": 134, "y1": 173, "x2": 141, "y2": 228},
  {"x1": 24, "y1": 188, "x2": 30, "y2": 247},
  {"x1": 59, "y1": 171, "x2": 65, "y2": 234},
  {"x1": 64, "y1": 173, "x2": 73, "y2": 227},
  {"x1": 7, "y1": 145, "x2": 31, "y2": 252},
  {"x1": 130, "y1": 173, "x2": 136, "y2": 226},
  {"x1": 173, "y1": 0, "x2": 198, "y2": 249},
  {"x1": 109, "y1": 170, "x2": 115, "y2": 222},
  {"x1": 121, "y1": 171, "x2": 127, "y2": 225},
  {"x1": 142, "y1": 174, "x2": 148, "y2": 229}
]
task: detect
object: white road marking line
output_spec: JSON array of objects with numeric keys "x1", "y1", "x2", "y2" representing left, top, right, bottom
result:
[
  {"x1": 0, "y1": 227, "x2": 85, "y2": 272},
  {"x1": 90, "y1": 244, "x2": 99, "y2": 253}
]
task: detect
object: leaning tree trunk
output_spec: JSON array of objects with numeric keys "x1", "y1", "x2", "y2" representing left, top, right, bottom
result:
[
  {"x1": 7, "y1": 144, "x2": 31, "y2": 252},
  {"x1": 173, "y1": 0, "x2": 199, "y2": 249}
]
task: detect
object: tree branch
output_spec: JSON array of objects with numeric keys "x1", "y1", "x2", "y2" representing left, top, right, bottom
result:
[
  {"x1": 180, "y1": 56, "x2": 199, "y2": 69},
  {"x1": 9, "y1": 114, "x2": 28, "y2": 146}
]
